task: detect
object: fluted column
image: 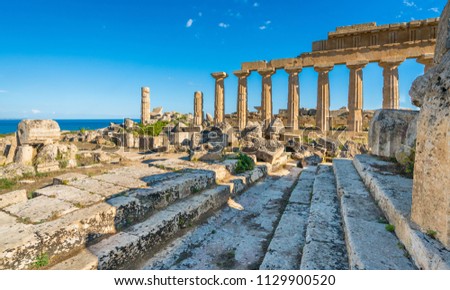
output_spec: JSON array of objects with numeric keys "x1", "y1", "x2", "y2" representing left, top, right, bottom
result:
[
  {"x1": 285, "y1": 66, "x2": 302, "y2": 131},
  {"x1": 314, "y1": 65, "x2": 333, "y2": 132},
  {"x1": 141, "y1": 86, "x2": 150, "y2": 125},
  {"x1": 347, "y1": 62, "x2": 367, "y2": 132},
  {"x1": 211, "y1": 72, "x2": 228, "y2": 124},
  {"x1": 379, "y1": 60, "x2": 403, "y2": 109},
  {"x1": 233, "y1": 70, "x2": 250, "y2": 131},
  {"x1": 258, "y1": 68, "x2": 276, "y2": 127},
  {"x1": 193, "y1": 91, "x2": 203, "y2": 127},
  {"x1": 416, "y1": 54, "x2": 434, "y2": 73}
]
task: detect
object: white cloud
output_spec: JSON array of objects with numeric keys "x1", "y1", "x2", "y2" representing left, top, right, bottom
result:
[
  {"x1": 259, "y1": 25, "x2": 266, "y2": 30},
  {"x1": 31, "y1": 109, "x2": 41, "y2": 114},
  {"x1": 403, "y1": 0, "x2": 416, "y2": 7},
  {"x1": 186, "y1": 19, "x2": 193, "y2": 28},
  {"x1": 429, "y1": 7, "x2": 439, "y2": 13},
  {"x1": 265, "y1": 20, "x2": 271, "y2": 25},
  {"x1": 218, "y1": 22, "x2": 230, "y2": 28},
  {"x1": 253, "y1": 2, "x2": 259, "y2": 7}
]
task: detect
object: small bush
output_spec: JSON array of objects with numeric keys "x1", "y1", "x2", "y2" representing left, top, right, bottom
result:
[
  {"x1": 33, "y1": 253, "x2": 49, "y2": 269},
  {"x1": 426, "y1": 230, "x2": 437, "y2": 239},
  {"x1": 235, "y1": 153, "x2": 254, "y2": 173}
]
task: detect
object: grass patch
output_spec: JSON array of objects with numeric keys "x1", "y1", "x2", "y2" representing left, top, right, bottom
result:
[
  {"x1": 32, "y1": 253, "x2": 49, "y2": 269},
  {"x1": 234, "y1": 153, "x2": 254, "y2": 174},
  {"x1": 385, "y1": 224, "x2": 395, "y2": 232},
  {"x1": 136, "y1": 121, "x2": 170, "y2": 137},
  {"x1": 426, "y1": 230, "x2": 437, "y2": 239},
  {"x1": 0, "y1": 178, "x2": 16, "y2": 190}
]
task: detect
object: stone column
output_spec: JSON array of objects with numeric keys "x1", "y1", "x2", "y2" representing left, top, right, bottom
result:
[
  {"x1": 379, "y1": 60, "x2": 403, "y2": 109},
  {"x1": 211, "y1": 72, "x2": 228, "y2": 124},
  {"x1": 416, "y1": 54, "x2": 435, "y2": 73},
  {"x1": 347, "y1": 62, "x2": 367, "y2": 132},
  {"x1": 258, "y1": 68, "x2": 276, "y2": 127},
  {"x1": 233, "y1": 70, "x2": 250, "y2": 131},
  {"x1": 314, "y1": 65, "x2": 333, "y2": 132},
  {"x1": 193, "y1": 91, "x2": 203, "y2": 127},
  {"x1": 285, "y1": 66, "x2": 302, "y2": 131},
  {"x1": 141, "y1": 87, "x2": 150, "y2": 125}
]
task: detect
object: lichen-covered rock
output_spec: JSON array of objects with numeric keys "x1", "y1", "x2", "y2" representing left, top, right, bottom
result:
[
  {"x1": 17, "y1": 120, "x2": 60, "y2": 146},
  {"x1": 368, "y1": 109, "x2": 419, "y2": 158}
]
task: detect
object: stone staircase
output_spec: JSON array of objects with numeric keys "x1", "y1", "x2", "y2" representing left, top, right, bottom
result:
[
  {"x1": 2, "y1": 154, "x2": 449, "y2": 270},
  {"x1": 0, "y1": 159, "x2": 268, "y2": 269}
]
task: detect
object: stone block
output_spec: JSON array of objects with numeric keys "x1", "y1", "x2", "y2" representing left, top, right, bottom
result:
[
  {"x1": 34, "y1": 185, "x2": 103, "y2": 207},
  {"x1": 4, "y1": 196, "x2": 77, "y2": 223},
  {"x1": 0, "y1": 189, "x2": 27, "y2": 209},
  {"x1": 13, "y1": 145, "x2": 34, "y2": 166},
  {"x1": 17, "y1": 119, "x2": 60, "y2": 146},
  {"x1": 368, "y1": 109, "x2": 419, "y2": 158}
]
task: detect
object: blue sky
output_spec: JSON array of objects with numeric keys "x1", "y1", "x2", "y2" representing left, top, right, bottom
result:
[{"x1": 0, "y1": 0, "x2": 446, "y2": 119}]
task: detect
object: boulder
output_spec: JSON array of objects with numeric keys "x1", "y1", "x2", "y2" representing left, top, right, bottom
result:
[
  {"x1": 241, "y1": 121, "x2": 263, "y2": 139},
  {"x1": 14, "y1": 145, "x2": 34, "y2": 166},
  {"x1": 410, "y1": 2, "x2": 450, "y2": 249},
  {"x1": 0, "y1": 163, "x2": 35, "y2": 179},
  {"x1": 368, "y1": 109, "x2": 419, "y2": 158},
  {"x1": 206, "y1": 113, "x2": 214, "y2": 123},
  {"x1": 124, "y1": 118, "x2": 135, "y2": 130},
  {"x1": 242, "y1": 137, "x2": 284, "y2": 164},
  {"x1": 266, "y1": 118, "x2": 285, "y2": 139},
  {"x1": 17, "y1": 120, "x2": 60, "y2": 146}
]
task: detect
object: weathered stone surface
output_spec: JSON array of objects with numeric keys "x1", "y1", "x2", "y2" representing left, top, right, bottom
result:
[
  {"x1": 141, "y1": 87, "x2": 151, "y2": 125},
  {"x1": 260, "y1": 167, "x2": 315, "y2": 270},
  {"x1": 4, "y1": 196, "x2": 77, "y2": 223},
  {"x1": 333, "y1": 159, "x2": 415, "y2": 269},
  {"x1": 50, "y1": 249, "x2": 98, "y2": 270},
  {"x1": 300, "y1": 165, "x2": 348, "y2": 270},
  {"x1": 0, "y1": 189, "x2": 27, "y2": 209},
  {"x1": 93, "y1": 173, "x2": 147, "y2": 188},
  {"x1": 354, "y1": 155, "x2": 450, "y2": 269},
  {"x1": 241, "y1": 121, "x2": 263, "y2": 139},
  {"x1": 53, "y1": 173, "x2": 88, "y2": 185},
  {"x1": 0, "y1": 163, "x2": 35, "y2": 179},
  {"x1": 70, "y1": 178, "x2": 128, "y2": 198},
  {"x1": 368, "y1": 109, "x2": 419, "y2": 157},
  {"x1": 409, "y1": 53, "x2": 450, "y2": 249},
  {"x1": 14, "y1": 145, "x2": 34, "y2": 165},
  {"x1": 35, "y1": 185, "x2": 103, "y2": 207},
  {"x1": 17, "y1": 119, "x2": 60, "y2": 146},
  {"x1": 266, "y1": 117, "x2": 285, "y2": 139},
  {"x1": 434, "y1": 2, "x2": 450, "y2": 64}
]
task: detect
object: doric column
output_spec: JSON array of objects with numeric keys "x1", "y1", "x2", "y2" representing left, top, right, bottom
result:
[
  {"x1": 141, "y1": 86, "x2": 150, "y2": 125},
  {"x1": 285, "y1": 66, "x2": 302, "y2": 131},
  {"x1": 193, "y1": 91, "x2": 203, "y2": 127},
  {"x1": 233, "y1": 70, "x2": 250, "y2": 131},
  {"x1": 347, "y1": 62, "x2": 367, "y2": 132},
  {"x1": 211, "y1": 72, "x2": 228, "y2": 124},
  {"x1": 416, "y1": 53, "x2": 434, "y2": 73},
  {"x1": 314, "y1": 65, "x2": 334, "y2": 132},
  {"x1": 379, "y1": 60, "x2": 403, "y2": 109},
  {"x1": 258, "y1": 68, "x2": 276, "y2": 127}
]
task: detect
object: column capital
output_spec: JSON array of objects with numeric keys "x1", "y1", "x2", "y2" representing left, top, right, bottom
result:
[
  {"x1": 285, "y1": 65, "x2": 303, "y2": 75},
  {"x1": 211, "y1": 72, "x2": 228, "y2": 80},
  {"x1": 346, "y1": 61, "x2": 368, "y2": 70},
  {"x1": 314, "y1": 64, "x2": 334, "y2": 73},
  {"x1": 141, "y1": 86, "x2": 150, "y2": 94},
  {"x1": 257, "y1": 68, "x2": 276, "y2": 77},
  {"x1": 416, "y1": 53, "x2": 434, "y2": 65},
  {"x1": 379, "y1": 59, "x2": 404, "y2": 69},
  {"x1": 233, "y1": 70, "x2": 250, "y2": 78}
]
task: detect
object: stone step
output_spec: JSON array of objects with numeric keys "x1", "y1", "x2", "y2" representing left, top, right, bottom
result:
[
  {"x1": 50, "y1": 166, "x2": 268, "y2": 269},
  {"x1": 140, "y1": 168, "x2": 302, "y2": 270},
  {"x1": 353, "y1": 155, "x2": 450, "y2": 270},
  {"x1": 300, "y1": 164, "x2": 349, "y2": 270},
  {"x1": 259, "y1": 166, "x2": 316, "y2": 270},
  {"x1": 333, "y1": 159, "x2": 415, "y2": 270}
]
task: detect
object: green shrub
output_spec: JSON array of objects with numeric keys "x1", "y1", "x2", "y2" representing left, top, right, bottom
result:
[
  {"x1": 137, "y1": 121, "x2": 169, "y2": 137},
  {"x1": 235, "y1": 153, "x2": 254, "y2": 173},
  {"x1": 33, "y1": 253, "x2": 49, "y2": 269},
  {"x1": 385, "y1": 224, "x2": 395, "y2": 232},
  {"x1": 0, "y1": 178, "x2": 16, "y2": 190}
]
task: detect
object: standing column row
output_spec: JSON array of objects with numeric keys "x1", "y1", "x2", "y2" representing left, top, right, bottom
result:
[
  {"x1": 234, "y1": 70, "x2": 250, "y2": 131},
  {"x1": 347, "y1": 62, "x2": 367, "y2": 132},
  {"x1": 285, "y1": 66, "x2": 302, "y2": 131},
  {"x1": 379, "y1": 60, "x2": 403, "y2": 110},
  {"x1": 314, "y1": 65, "x2": 333, "y2": 132},
  {"x1": 258, "y1": 68, "x2": 276, "y2": 128}
]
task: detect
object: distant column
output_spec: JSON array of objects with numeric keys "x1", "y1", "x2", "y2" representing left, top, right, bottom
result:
[
  {"x1": 141, "y1": 86, "x2": 150, "y2": 125},
  {"x1": 258, "y1": 68, "x2": 276, "y2": 127},
  {"x1": 314, "y1": 65, "x2": 334, "y2": 132},
  {"x1": 285, "y1": 66, "x2": 302, "y2": 131},
  {"x1": 416, "y1": 54, "x2": 434, "y2": 73},
  {"x1": 233, "y1": 70, "x2": 251, "y2": 131},
  {"x1": 211, "y1": 72, "x2": 228, "y2": 124},
  {"x1": 347, "y1": 62, "x2": 367, "y2": 132},
  {"x1": 193, "y1": 91, "x2": 203, "y2": 127},
  {"x1": 379, "y1": 60, "x2": 403, "y2": 109}
]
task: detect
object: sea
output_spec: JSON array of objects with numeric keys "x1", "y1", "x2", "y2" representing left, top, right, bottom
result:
[{"x1": 0, "y1": 119, "x2": 140, "y2": 135}]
